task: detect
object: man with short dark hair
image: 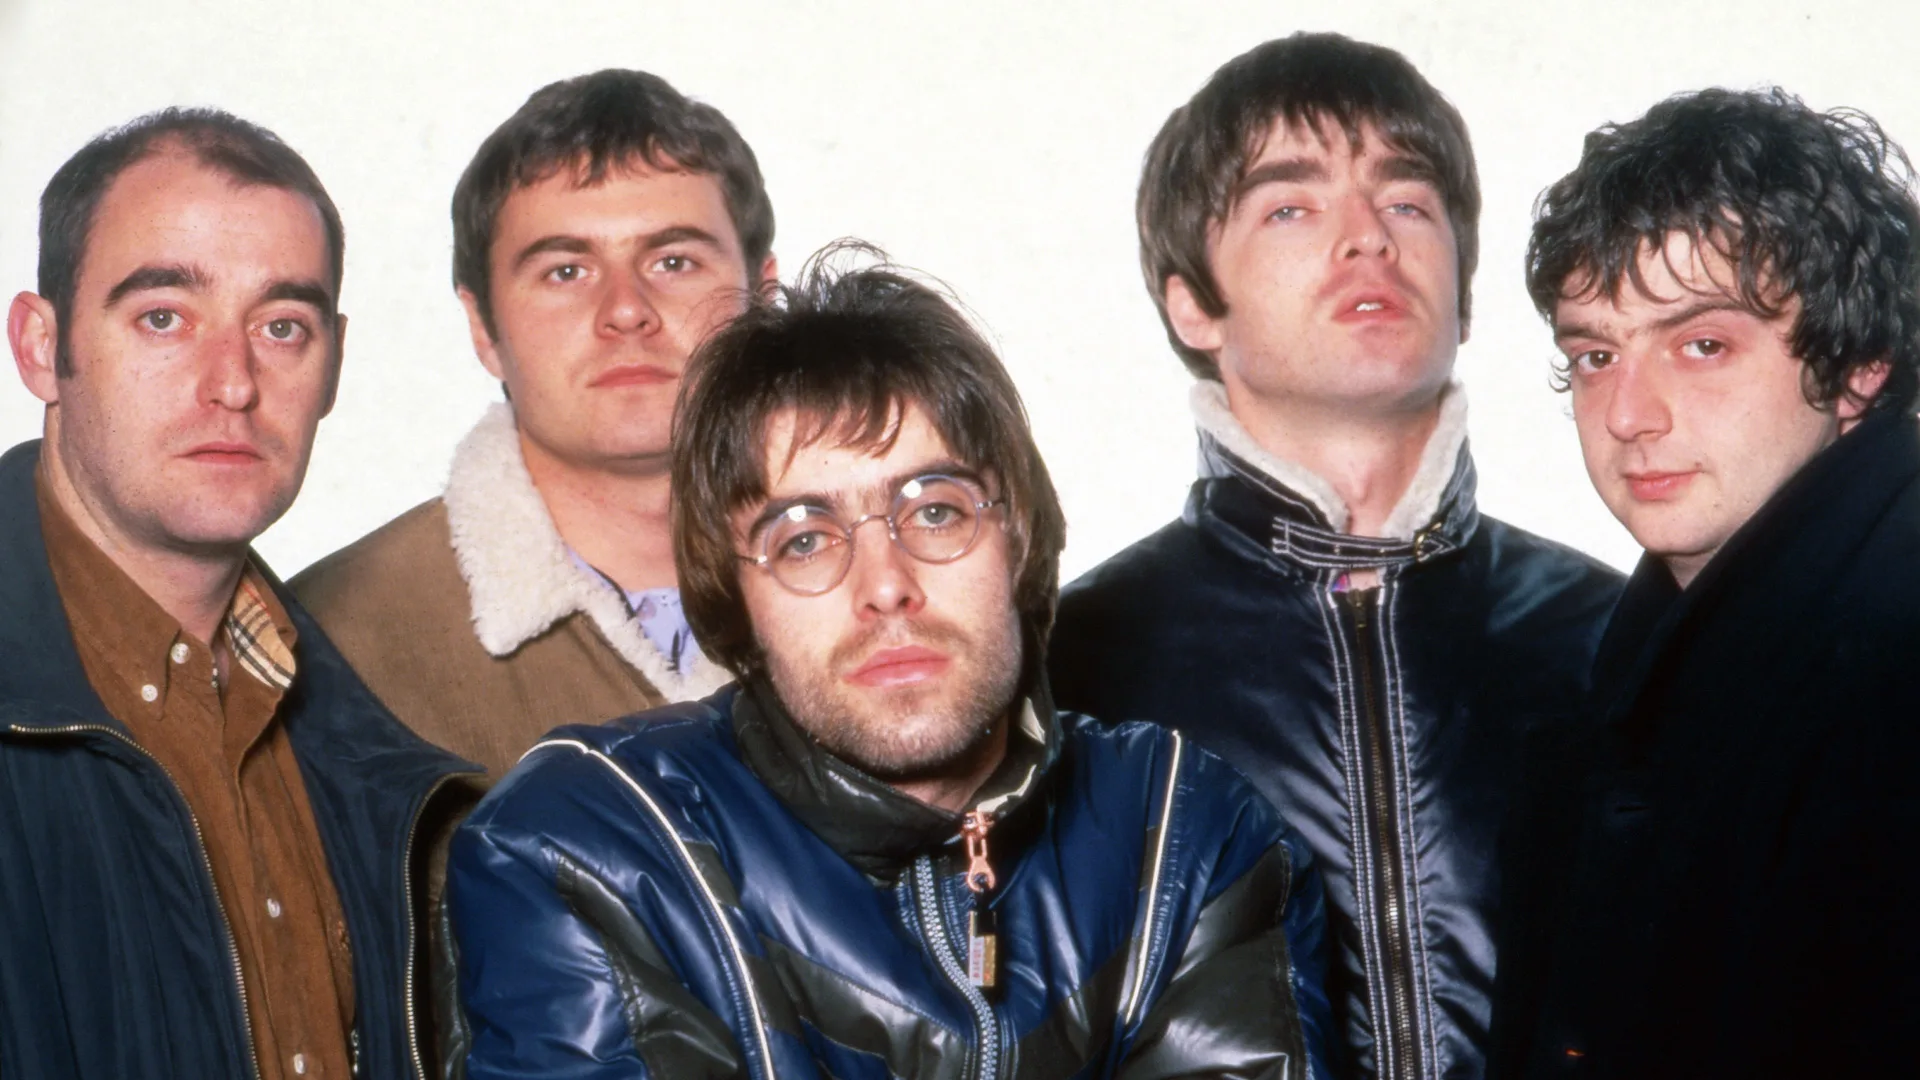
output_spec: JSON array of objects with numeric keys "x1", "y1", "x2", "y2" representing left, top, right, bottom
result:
[
  {"x1": 444, "y1": 251, "x2": 1335, "y2": 1079},
  {"x1": 1048, "y1": 34, "x2": 1623, "y2": 1080},
  {"x1": 1492, "y1": 87, "x2": 1920, "y2": 1080},
  {"x1": 1, "y1": 108, "x2": 470, "y2": 1080},
  {"x1": 294, "y1": 69, "x2": 773, "y2": 779}
]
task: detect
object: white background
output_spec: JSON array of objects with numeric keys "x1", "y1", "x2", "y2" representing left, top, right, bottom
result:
[{"x1": 4, "y1": 0, "x2": 1916, "y2": 579}]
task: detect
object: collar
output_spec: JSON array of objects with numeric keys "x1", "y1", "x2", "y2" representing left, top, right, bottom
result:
[
  {"x1": 1593, "y1": 409, "x2": 1920, "y2": 738},
  {"x1": 441, "y1": 403, "x2": 729, "y2": 702},
  {"x1": 1189, "y1": 380, "x2": 1479, "y2": 574},
  {"x1": 729, "y1": 669, "x2": 1059, "y2": 884}
]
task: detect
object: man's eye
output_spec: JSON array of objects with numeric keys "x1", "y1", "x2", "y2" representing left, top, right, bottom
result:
[
  {"x1": 1571, "y1": 349, "x2": 1616, "y2": 374},
  {"x1": 656, "y1": 254, "x2": 697, "y2": 273},
  {"x1": 264, "y1": 318, "x2": 307, "y2": 343},
  {"x1": 776, "y1": 530, "x2": 842, "y2": 562},
  {"x1": 1268, "y1": 206, "x2": 1307, "y2": 222},
  {"x1": 140, "y1": 310, "x2": 180, "y2": 332},
  {"x1": 547, "y1": 264, "x2": 585, "y2": 283},
  {"x1": 905, "y1": 502, "x2": 965, "y2": 530},
  {"x1": 1683, "y1": 338, "x2": 1727, "y2": 359},
  {"x1": 1385, "y1": 201, "x2": 1429, "y2": 218}
]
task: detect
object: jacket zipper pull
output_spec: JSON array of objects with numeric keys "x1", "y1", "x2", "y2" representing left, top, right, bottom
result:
[{"x1": 961, "y1": 809, "x2": 999, "y2": 996}]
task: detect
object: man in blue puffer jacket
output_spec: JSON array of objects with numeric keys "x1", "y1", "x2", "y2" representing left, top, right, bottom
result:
[{"x1": 443, "y1": 247, "x2": 1335, "y2": 1079}]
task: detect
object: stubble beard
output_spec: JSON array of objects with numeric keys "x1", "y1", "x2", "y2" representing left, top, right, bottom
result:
[{"x1": 765, "y1": 612, "x2": 1024, "y2": 784}]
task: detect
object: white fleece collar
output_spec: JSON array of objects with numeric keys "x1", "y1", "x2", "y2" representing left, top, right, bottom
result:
[
  {"x1": 1192, "y1": 380, "x2": 1471, "y2": 541},
  {"x1": 441, "y1": 403, "x2": 730, "y2": 702}
]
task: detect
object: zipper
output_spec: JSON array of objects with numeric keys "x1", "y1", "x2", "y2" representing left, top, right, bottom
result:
[
  {"x1": 8, "y1": 723, "x2": 262, "y2": 1080},
  {"x1": 402, "y1": 771, "x2": 475, "y2": 1080},
  {"x1": 533, "y1": 739, "x2": 777, "y2": 1080},
  {"x1": 911, "y1": 853, "x2": 1002, "y2": 1080},
  {"x1": 1118, "y1": 730, "x2": 1184, "y2": 1029},
  {"x1": 1341, "y1": 591, "x2": 1423, "y2": 1080}
]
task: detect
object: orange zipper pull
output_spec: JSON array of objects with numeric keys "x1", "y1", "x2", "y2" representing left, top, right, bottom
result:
[{"x1": 961, "y1": 809, "x2": 995, "y2": 893}]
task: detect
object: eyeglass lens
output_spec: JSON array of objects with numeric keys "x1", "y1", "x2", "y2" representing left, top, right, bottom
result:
[{"x1": 762, "y1": 476, "x2": 986, "y2": 594}]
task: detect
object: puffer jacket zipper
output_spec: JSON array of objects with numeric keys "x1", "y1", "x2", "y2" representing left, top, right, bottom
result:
[
  {"x1": 910, "y1": 854, "x2": 1003, "y2": 1080},
  {"x1": 8, "y1": 723, "x2": 262, "y2": 1080},
  {"x1": 1340, "y1": 590, "x2": 1423, "y2": 1080}
]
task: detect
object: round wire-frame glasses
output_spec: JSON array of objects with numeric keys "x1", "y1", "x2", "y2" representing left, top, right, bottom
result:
[{"x1": 745, "y1": 473, "x2": 1003, "y2": 595}]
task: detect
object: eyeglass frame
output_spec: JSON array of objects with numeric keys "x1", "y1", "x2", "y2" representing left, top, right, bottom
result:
[{"x1": 738, "y1": 472, "x2": 1006, "y2": 596}]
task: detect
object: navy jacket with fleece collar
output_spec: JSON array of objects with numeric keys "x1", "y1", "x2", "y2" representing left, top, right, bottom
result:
[
  {"x1": 0, "y1": 440, "x2": 479, "y2": 1080},
  {"x1": 445, "y1": 676, "x2": 1335, "y2": 1080}
]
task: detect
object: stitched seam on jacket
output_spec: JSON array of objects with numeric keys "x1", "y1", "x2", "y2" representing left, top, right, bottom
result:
[
  {"x1": 530, "y1": 739, "x2": 777, "y2": 1080},
  {"x1": 1380, "y1": 584, "x2": 1441, "y2": 1076}
]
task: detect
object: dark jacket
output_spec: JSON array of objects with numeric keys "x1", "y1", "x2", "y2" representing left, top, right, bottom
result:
[
  {"x1": 0, "y1": 440, "x2": 478, "y2": 1080},
  {"x1": 1490, "y1": 411, "x2": 1920, "y2": 1079},
  {"x1": 1049, "y1": 419, "x2": 1622, "y2": 1080},
  {"x1": 444, "y1": 679, "x2": 1336, "y2": 1079}
]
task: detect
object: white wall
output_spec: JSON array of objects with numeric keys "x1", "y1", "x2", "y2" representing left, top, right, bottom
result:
[{"x1": 4, "y1": 0, "x2": 1916, "y2": 579}]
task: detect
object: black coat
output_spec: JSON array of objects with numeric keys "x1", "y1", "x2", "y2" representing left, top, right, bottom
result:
[
  {"x1": 0, "y1": 441, "x2": 478, "y2": 1080},
  {"x1": 1491, "y1": 411, "x2": 1920, "y2": 1079},
  {"x1": 1050, "y1": 432, "x2": 1622, "y2": 1080}
]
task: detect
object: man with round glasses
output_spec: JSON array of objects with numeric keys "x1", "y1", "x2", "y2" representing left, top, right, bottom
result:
[{"x1": 438, "y1": 250, "x2": 1336, "y2": 1079}]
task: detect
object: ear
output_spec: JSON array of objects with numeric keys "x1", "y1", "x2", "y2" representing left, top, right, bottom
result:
[
  {"x1": 755, "y1": 252, "x2": 779, "y2": 295},
  {"x1": 1164, "y1": 274, "x2": 1224, "y2": 355},
  {"x1": 9, "y1": 292, "x2": 61, "y2": 405},
  {"x1": 1837, "y1": 360, "x2": 1892, "y2": 431},
  {"x1": 320, "y1": 312, "x2": 348, "y2": 419},
  {"x1": 457, "y1": 286, "x2": 507, "y2": 382}
]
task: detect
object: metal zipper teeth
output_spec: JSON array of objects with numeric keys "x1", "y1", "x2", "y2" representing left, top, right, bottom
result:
[
  {"x1": 403, "y1": 771, "x2": 476, "y2": 1080},
  {"x1": 1344, "y1": 593, "x2": 1422, "y2": 1080},
  {"x1": 532, "y1": 739, "x2": 777, "y2": 1080},
  {"x1": 1119, "y1": 730, "x2": 1184, "y2": 1028},
  {"x1": 9, "y1": 723, "x2": 263, "y2": 1080},
  {"x1": 912, "y1": 855, "x2": 999, "y2": 1080}
]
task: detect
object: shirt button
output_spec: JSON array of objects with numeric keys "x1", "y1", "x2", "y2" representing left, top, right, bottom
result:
[
  {"x1": 266, "y1": 897, "x2": 283, "y2": 919},
  {"x1": 170, "y1": 642, "x2": 189, "y2": 664},
  {"x1": 292, "y1": 1052, "x2": 307, "y2": 1074},
  {"x1": 140, "y1": 683, "x2": 159, "y2": 703}
]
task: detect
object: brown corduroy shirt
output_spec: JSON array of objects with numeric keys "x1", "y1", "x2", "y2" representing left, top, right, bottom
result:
[{"x1": 38, "y1": 475, "x2": 356, "y2": 1080}]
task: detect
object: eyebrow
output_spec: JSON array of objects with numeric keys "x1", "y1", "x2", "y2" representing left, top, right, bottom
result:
[
  {"x1": 1235, "y1": 157, "x2": 1331, "y2": 201},
  {"x1": 104, "y1": 264, "x2": 208, "y2": 306},
  {"x1": 262, "y1": 279, "x2": 336, "y2": 313},
  {"x1": 746, "y1": 460, "x2": 986, "y2": 541},
  {"x1": 1553, "y1": 298, "x2": 1755, "y2": 344},
  {"x1": 1371, "y1": 154, "x2": 1439, "y2": 188},
  {"x1": 510, "y1": 224, "x2": 729, "y2": 273}
]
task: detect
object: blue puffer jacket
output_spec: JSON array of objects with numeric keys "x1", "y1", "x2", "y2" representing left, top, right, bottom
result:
[
  {"x1": 0, "y1": 440, "x2": 479, "y2": 1080},
  {"x1": 445, "y1": 680, "x2": 1335, "y2": 1079}
]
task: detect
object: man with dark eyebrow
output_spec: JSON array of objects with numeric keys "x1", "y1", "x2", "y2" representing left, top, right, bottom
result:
[
  {"x1": 1047, "y1": 33, "x2": 1623, "y2": 1080},
  {"x1": 0, "y1": 107, "x2": 472, "y2": 1080},
  {"x1": 294, "y1": 69, "x2": 777, "y2": 783},
  {"x1": 1492, "y1": 87, "x2": 1920, "y2": 1080}
]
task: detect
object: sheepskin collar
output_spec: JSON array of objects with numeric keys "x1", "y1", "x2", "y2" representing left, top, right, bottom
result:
[
  {"x1": 442, "y1": 403, "x2": 730, "y2": 702},
  {"x1": 1192, "y1": 379, "x2": 1476, "y2": 544}
]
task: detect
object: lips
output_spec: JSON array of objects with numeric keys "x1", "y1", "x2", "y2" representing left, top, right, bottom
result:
[
  {"x1": 589, "y1": 364, "x2": 676, "y2": 388},
  {"x1": 847, "y1": 645, "x2": 952, "y2": 688},
  {"x1": 1329, "y1": 283, "x2": 1409, "y2": 323},
  {"x1": 183, "y1": 441, "x2": 262, "y2": 465},
  {"x1": 1623, "y1": 470, "x2": 1697, "y2": 501}
]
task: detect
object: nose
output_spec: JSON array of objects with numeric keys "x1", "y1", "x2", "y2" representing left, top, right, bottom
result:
[
  {"x1": 845, "y1": 517, "x2": 926, "y2": 618},
  {"x1": 201, "y1": 321, "x2": 259, "y2": 412},
  {"x1": 599, "y1": 266, "x2": 660, "y2": 337},
  {"x1": 1603, "y1": 354, "x2": 1672, "y2": 443},
  {"x1": 1336, "y1": 193, "x2": 1395, "y2": 261}
]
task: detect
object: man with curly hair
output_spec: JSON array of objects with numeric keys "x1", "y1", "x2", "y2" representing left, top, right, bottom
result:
[{"x1": 1494, "y1": 88, "x2": 1920, "y2": 1078}]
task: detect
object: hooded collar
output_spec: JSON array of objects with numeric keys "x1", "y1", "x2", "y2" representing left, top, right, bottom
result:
[
  {"x1": 729, "y1": 669, "x2": 1059, "y2": 884},
  {"x1": 442, "y1": 403, "x2": 730, "y2": 702},
  {"x1": 1189, "y1": 380, "x2": 1479, "y2": 574}
]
